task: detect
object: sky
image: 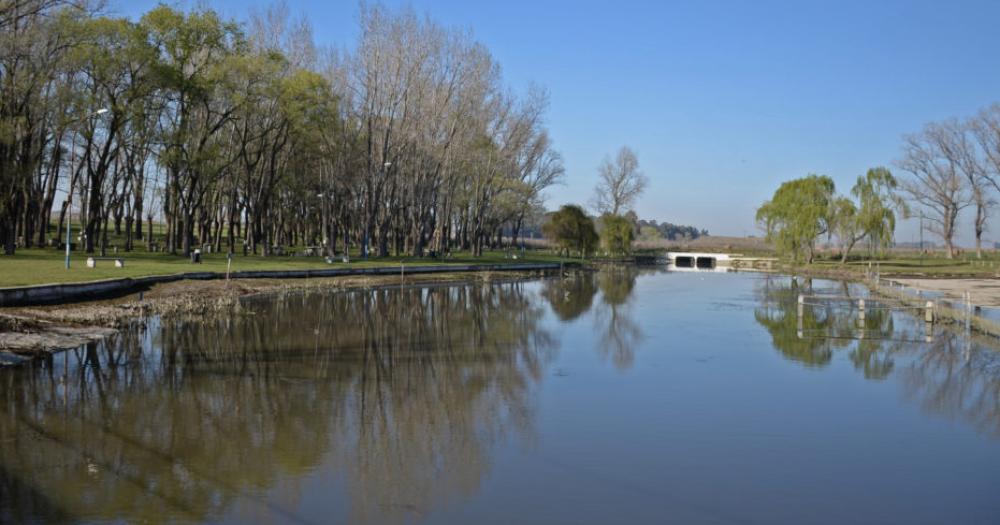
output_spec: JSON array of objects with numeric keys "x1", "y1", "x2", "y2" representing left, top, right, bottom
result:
[{"x1": 114, "y1": 0, "x2": 1000, "y2": 245}]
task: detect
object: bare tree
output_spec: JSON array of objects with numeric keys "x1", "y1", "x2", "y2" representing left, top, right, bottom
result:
[
  {"x1": 970, "y1": 105, "x2": 1000, "y2": 253},
  {"x1": 592, "y1": 146, "x2": 647, "y2": 216},
  {"x1": 935, "y1": 118, "x2": 995, "y2": 257},
  {"x1": 897, "y1": 123, "x2": 971, "y2": 258}
]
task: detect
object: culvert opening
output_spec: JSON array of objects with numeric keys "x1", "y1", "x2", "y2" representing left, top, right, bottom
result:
[
  {"x1": 696, "y1": 257, "x2": 716, "y2": 269},
  {"x1": 675, "y1": 256, "x2": 694, "y2": 268}
]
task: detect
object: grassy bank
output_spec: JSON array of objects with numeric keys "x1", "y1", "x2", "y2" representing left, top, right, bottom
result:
[
  {"x1": 791, "y1": 254, "x2": 1000, "y2": 279},
  {"x1": 0, "y1": 248, "x2": 577, "y2": 288}
]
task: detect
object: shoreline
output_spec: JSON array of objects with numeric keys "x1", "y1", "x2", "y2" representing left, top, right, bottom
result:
[
  {"x1": 0, "y1": 262, "x2": 568, "y2": 307},
  {"x1": 0, "y1": 265, "x2": 569, "y2": 366},
  {"x1": 786, "y1": 263, "x2": 1000, "y2": 338}
]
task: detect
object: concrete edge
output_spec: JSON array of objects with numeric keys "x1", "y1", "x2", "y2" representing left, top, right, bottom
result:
[{"x1": 0, "y1": 262, "x2": 567, "y2": 307}]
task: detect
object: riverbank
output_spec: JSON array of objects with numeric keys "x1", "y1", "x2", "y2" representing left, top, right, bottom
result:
[
  {"x1": 0, "y1": 248, "x2": 577, "y2": 288},
  {"x1": 786, "y1": 260, "x2": 1000, "y2": 303},
  {"x1": 0, "y1": 266, "x2": 568, "y2": 365},
  {"x1": 785, "y1": 261, "x2": 1000, "y2": 338}
]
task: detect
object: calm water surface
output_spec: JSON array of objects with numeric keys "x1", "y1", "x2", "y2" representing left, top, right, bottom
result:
[{"x1": 2, "y1": 269, "x2": 1000, "y2": 524}]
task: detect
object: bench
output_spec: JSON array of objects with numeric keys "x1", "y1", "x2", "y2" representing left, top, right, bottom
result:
[{"x1": 86, "y1": 257, "x2": 125, "y2": 268}]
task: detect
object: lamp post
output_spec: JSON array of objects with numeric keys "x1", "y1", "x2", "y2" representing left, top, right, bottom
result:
[{"x1": 65, "y1": 108, "x2": 109, "y2": 269}]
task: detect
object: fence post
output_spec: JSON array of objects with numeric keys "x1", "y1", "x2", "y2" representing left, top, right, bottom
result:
[
  {"x1": 925, "y1": 301, "x2": 934, "y2": 324},
  {"x1": 965, "y1": 291, "x2": 972, "y2": 334},
  {"x1": 797, "y1": 295, "x2": 804, "y2": 338}
]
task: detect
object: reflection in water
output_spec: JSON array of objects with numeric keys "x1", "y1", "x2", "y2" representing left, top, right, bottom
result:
[
  {"x1": 541, "y1": 268, "x2": 644, "y2": 370},
  {"x1": 540, "y1": 272, "x2": 598, "y2": 322},
  {"x1": 754, "y1": 276, "x2": 906, "y2": 374},
  {"x1": 0, "y1": 282, "x2": 554, "y2": 524},
  {"x1": 754, "y1": 274, "x2": 1000, "y2": 437},
  {"x1": 595, "y1": 267, "x2": 643, "y2": 370},
  {"x1": 900, "y1": 331, "x2": 1000, "y2": 439},
  {"x1": 754, "y1": 276, "x2": 850, "y2": 366},
  {"x1": 2, "y1": 272, "x2": 1000, "y2": 524}
]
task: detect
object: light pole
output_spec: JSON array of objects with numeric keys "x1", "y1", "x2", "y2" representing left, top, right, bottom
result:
[{"x1": 65, "y1": 108, "x2": 109, "y2": 269}]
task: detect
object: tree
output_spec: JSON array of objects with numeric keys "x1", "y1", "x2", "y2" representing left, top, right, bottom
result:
[
  {"x1": 599, "y1": 214, "x2": 634, "y2": 255},
  {"x1": 829, "y1": 196, "x2": 860, "y2": 263},
  {"x1": 897, "y1": 123, "x2": 971, "y2": 259},
  {"x1": 826, "y1": 168, "x2": 903, "y2": 264},
  {"x1": 142, "y1": 5, "x2": 243, "y2": 256},
  {"x1": 542, "y1": 205, "x2": 597, "y2": 257},
  {"x1": 755, "y1": 175, "x2": 835, "y2": 263},
  {"x1": 638, "y1": 225, "x2": 662, "y2": 242},
  {"x1": 933, "y1": 118, "x2": 993, "y2": 258},
  {"x1": 592, "y1": 146, "x2": 647, "y2": 215},
  {"x1": 969, "y1": 108, "x2": 1000, "y2": 257},
  {"x1": 0, "y1": 2, "x2": 564, "y2": 260}
]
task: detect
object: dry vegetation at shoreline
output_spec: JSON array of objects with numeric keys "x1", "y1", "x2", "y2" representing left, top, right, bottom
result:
[{"x1": 0, "y1": 270, "x2": 555, "y2": 364}]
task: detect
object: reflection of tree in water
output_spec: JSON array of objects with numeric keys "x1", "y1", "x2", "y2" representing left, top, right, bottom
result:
[
  {"x1": 594, "y1": 266, "x2": 643, "y2": 371},
  {"x1": 754, "y1": 276, "x2": 907, "y2": 376},
  {"x1": 540, "y1": 267, "x2": 651, "y2": 371},
  {"x1": 753, "y1": 275, "x2": 1000, "y2": 439},
  {"x1": 899, "y1": 332, "x2": 1000, "y2": 438},
  {"x1": 540, "y1": 272, "x2": 598, "y2": 321},
  {"x1": 0, "y1": 281, "x2": 554, "y2": 524},
  {"x1": 754, "y1": 276, "x2": 855, "y2": 367}
]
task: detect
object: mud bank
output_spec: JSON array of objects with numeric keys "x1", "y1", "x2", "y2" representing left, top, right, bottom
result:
[{"x1": 0, "y1": 262, "x2": 564, "y2": 307}]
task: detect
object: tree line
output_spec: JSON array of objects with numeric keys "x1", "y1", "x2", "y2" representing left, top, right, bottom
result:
[
  {"x1": 0, "y1": 1, "x2": 564, "y2": 257},
  {"x1": 757, "y1": 103, "x2": 1000, "y2": 262},
  {"x1": 897, "y1": 104, "x2": 1000, "y2": 258},
  {"x1": 543, "y1": 145, "x2": 649, "y2": 257}
]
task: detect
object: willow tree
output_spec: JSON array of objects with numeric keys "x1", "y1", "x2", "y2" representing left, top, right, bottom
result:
[
  {"x1": 542, "y1": 204, "x2": 597, "y2": 258},
  {"x1": 756, "y1": 174, "x2": 835, "y2": 263},
  {"x1": 599, "y1": 214, "x2": 634, "y2": 256}
]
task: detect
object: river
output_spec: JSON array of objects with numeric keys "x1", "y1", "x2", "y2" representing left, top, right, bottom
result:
[{"x1": 2, "y1": 268, "x2": 999, "y2": 524}]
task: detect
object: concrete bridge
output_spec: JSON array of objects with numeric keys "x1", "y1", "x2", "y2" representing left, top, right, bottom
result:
[{"x1": 665, "y1": 252, "x2": 776, "y2": 271}]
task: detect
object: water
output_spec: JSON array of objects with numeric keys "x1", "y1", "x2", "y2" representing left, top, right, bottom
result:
[{"x1": 2, "y1": 268, "x2": 1000, "y2": 524}]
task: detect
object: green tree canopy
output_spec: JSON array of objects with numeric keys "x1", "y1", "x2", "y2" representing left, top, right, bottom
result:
[
  {"x1": 851, "y1": 167, "x2": 905, "y2": 256},
  {"x1": 599, "y1": 213, "x2": 635, "y2": 255},
  {"x1": 542, "y1": 205, "x2": 598, "y2": 257},
  {"x1": 756, "y1": 174, "x2": 835, "y2": 262}
]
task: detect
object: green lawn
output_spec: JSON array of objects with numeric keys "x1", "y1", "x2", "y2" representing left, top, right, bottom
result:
[
  {"x1": 0, "y1": 247, "x2": 575, "y2": 288},
  {"x1": 803, "y1": 254, "x2": 1000, "y2": 278}
]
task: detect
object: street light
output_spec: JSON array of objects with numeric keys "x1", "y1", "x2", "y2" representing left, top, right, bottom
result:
[{"x1": 65, "y1": 108, "x2": 109, "y2": 269}]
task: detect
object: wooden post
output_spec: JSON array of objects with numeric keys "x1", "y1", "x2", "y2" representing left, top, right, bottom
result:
[
  {"x1": 858, "y1": 299, "x2": 866, "y2": 322},
  {"x1": 797, "y1": 295, "x2": 804, "y2": 338},
  {"x1": 924, "y1": 301, "x2": 934, "y2": 324},
  {"x1": 965, "y1": 292, "x2": 972, "y2": 333}
]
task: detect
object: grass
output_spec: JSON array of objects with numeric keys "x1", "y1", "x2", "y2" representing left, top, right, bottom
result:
[
  {"x1": 798, "y1": 252, "x2": 1000, "y2": 278},
  {"x1": 0, "y1": 247, "x2": 577, "y2": 288}
]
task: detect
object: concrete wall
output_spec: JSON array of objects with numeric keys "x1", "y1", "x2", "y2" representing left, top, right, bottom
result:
[{"x1": 0, "y1": 263, "x2": 564, "y2": 307}]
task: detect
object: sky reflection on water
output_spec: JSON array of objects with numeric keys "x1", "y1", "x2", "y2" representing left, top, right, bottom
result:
[{"x1": 2, "y1": 269, "x2": 999, "y2": 524}]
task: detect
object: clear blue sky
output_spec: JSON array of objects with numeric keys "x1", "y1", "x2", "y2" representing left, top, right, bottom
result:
[{"x1": 116, "y1": 0, "x2": 1000, "y2": 244}]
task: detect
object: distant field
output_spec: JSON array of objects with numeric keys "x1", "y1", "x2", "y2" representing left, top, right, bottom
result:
[{"x1": 633, "y1": 235, "x2": 773, "y2": 254}]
